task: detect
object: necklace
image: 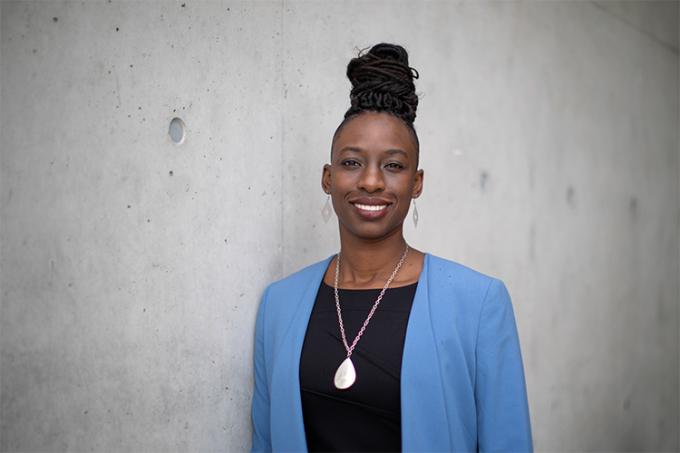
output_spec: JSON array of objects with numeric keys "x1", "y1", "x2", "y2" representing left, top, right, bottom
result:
[{"x1": 332, "y1": 245, "x2": 410, "y2": 390}]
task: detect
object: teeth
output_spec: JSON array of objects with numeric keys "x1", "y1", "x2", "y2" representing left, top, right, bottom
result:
[{"x1": 355, "y1": 203, "x2": 387, "y2": 212}]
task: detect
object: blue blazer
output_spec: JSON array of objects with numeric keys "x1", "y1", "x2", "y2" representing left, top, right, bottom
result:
[{"x1": 251, "y1": 253, "x2": 533, "y2": 452}]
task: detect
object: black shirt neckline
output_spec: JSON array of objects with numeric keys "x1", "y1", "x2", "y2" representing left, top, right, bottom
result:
[{"x1": 320, "y1": 280, "x2": 419, "y2": 291}]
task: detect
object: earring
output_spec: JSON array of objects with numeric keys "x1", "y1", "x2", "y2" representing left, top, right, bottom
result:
[
  {"x1": 412, "y1": 199, "x2": 419, "y2": 228},
  {"x1": 321, "y1": 195, "x2": 333, "y2": 223}
]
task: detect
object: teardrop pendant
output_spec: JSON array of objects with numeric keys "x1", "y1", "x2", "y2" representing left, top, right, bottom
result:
[{"x1": 333, "y1": 357, "x2": 356, "y2": 390}]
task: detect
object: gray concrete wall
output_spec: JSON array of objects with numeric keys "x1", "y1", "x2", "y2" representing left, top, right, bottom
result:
[{"x1": 1, "y1": 1, "x2": 677, "y2": 451}]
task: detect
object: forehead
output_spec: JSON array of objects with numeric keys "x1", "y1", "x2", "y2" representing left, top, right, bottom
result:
[{"x1": 332, "y1": 112, "x2": 417, "y2": 156}]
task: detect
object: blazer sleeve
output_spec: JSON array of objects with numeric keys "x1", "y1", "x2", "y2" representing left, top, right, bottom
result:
[
  {"x1": 251, "y1": 285, "x2": 272, "y2": 452},
  {"x1": 475, "y1": 278, "x2": 533, "y2": 452}
]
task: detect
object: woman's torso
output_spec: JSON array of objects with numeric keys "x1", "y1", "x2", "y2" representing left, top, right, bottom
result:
[{"x1": 299, "y1": 280, "x2": 418, "y2": 452}]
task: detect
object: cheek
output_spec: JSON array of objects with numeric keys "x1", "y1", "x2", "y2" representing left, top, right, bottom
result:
[
  {"x1": 328, "y1": 176, "x2": 349, "y2": 201},
  {"x1": 389, "y1": 175, "x2": 415, "y2": 195},
  {"x1": 330, "y1": 171, "x2": 356, "y2": 189}
]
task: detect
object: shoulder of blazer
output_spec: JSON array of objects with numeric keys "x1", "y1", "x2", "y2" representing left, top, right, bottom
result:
[
  {"x1": 258, "y1": 256, "x2": 332, "y2": 329},
  {"x1": 426, "y1": 253, "x2": 499, "y2": 294},
  {"x1": 264, "y1": 256, "x2": 332, "y2": 300},
  {"x1": 425, "y1": 254, "x2": 505, "y2": 329}
]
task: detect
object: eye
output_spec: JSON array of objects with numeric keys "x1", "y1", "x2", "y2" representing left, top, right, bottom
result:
[
  {"x1": 385, "y1": 162, "x2": 405, "y2": 170},
  {"x1": 341, "y1": 159, "x2": 361, "y2": 167}
]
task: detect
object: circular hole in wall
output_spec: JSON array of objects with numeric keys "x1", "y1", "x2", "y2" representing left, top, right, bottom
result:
[{"x1": 169, "y1": 117, "x2": 186, "y2": 144}]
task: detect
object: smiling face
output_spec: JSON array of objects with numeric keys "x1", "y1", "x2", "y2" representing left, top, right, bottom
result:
[{"x1": 322, "y1": 111, "x2": 424, "y2": 241}]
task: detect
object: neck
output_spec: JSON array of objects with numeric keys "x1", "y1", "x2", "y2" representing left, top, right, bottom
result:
[{"x1": 336, "y1": 224, "x2": 408, "y2": 286}]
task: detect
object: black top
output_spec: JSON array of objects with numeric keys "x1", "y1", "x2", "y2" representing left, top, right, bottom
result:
[{"x1": 299, "y1": 280, "x2": 418, "y2": 452}]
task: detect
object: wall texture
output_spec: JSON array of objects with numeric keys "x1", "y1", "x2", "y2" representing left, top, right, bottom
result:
[{"x1": 1, "y1": 1, "x2": 678, "y2": 451}]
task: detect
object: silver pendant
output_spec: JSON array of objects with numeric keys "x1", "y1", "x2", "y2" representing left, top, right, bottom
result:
[{"x1": 334, "y1": 357, "x2": 356, "y2": 390}]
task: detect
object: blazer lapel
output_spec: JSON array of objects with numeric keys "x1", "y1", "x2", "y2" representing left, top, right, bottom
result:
[
  {"x1": 401, "y1": 253, "x2": 452, "y2": 452},
  {"x1": 269, "y1": 255, "x2": 333, "y2": 452}
]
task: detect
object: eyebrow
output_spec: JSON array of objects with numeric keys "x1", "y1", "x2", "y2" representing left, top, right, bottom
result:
[
  {"x1": 337, "y1": 146, "x2": 409, "y2": 158},
  {"x1": 385, "y1": 149, "x2": 409, "y2": 158}
]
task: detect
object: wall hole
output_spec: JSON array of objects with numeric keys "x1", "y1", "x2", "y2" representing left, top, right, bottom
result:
[{"x1": 169, "y1": 117, "x2": 186, "y2": 144}]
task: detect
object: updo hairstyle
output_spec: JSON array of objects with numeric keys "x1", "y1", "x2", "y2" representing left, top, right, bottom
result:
[{"x1": 332, "y1": 42, "x2": 421, "y2": 155}]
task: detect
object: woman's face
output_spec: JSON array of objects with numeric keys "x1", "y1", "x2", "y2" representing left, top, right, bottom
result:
[{"x1": 322, "y1": 111, "x2": 424, "y2": 241}]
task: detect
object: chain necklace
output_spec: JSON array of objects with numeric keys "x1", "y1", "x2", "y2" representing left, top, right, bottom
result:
[{"x1": 332, "y1": 245, "x2": 410, "y2": 390}]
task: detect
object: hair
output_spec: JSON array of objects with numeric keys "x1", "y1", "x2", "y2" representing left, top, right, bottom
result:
[{"x1": 331, "y1": 43, "x2": 421, "y2": 159}]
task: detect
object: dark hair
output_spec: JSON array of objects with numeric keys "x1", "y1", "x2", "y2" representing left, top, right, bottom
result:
[{"x1": 332, "y1": 43, "x2": 420, "y2": 156}]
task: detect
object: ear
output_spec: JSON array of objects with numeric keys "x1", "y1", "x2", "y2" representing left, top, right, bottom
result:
[
  {"x1": 321, "y1": 163, "x2": 332, "y2": 194},
  {"x1": 412, "y1": 169, "x2": 424, "y2": 198}
]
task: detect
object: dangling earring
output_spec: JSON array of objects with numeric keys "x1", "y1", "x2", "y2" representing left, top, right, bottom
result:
[
  {"x1": 321, "y1": 195, "x2": 333, "y2": 223},
  {"x1": 412, "y1": 199, "x2": 419, "y2": 228}
]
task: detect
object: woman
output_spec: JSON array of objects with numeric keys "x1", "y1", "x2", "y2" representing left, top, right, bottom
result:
[{"x1": 251, "y1": 43, "x2": 532, "y2": 452}]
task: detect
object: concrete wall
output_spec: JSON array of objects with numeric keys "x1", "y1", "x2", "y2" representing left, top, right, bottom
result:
[{"x1": 1, "y1": 1, "x2": 677, "y2": 451}]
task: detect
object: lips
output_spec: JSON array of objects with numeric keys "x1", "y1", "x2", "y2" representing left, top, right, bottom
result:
[
  {"x1": 353, "y1": 203, "x2": 388, "y2": 212},
  {"x1": 349, "y1": 198, "x2": 392, "y2": 220}
]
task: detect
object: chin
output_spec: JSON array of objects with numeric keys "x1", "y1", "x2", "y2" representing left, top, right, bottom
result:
[{"x1": 341, "y1": 221, "x2": 404, "y2": 241}]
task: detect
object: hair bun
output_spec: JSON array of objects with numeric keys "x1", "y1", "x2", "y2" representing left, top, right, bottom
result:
[{"x1": 344, "y1": 43, "x2": 419, "y2": 124}]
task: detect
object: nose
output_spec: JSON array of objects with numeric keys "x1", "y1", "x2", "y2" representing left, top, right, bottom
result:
[{"x1": 358, "y1": 163, "x2": 385, "y2": 193}]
